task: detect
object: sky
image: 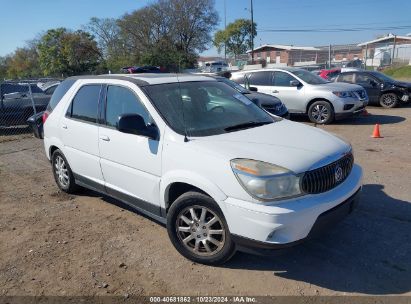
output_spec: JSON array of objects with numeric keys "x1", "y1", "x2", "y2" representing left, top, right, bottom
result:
[{"x1": 1, "y1": 0, "x2": 411, "y2": 57}]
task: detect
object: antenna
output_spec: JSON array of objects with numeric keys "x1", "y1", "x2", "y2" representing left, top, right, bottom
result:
[{"x1": 175, "y1": 73, "x2": 189, "y2": 142}]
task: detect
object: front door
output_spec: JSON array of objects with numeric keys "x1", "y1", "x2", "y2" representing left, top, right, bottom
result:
[
  {"x1": 98, "y1": 84, "x2": 163, "y2": 215},
  {"x1": 355, "y1": 73, "x2": 381, "y2": 103},
  {"x1": 271, "y1": 71, "x2": 305, "y2": 112}
]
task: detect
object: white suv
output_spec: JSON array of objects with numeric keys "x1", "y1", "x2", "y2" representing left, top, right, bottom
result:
[{"x1": 43, "y1": 74, "x2": 362, "y2": 264}]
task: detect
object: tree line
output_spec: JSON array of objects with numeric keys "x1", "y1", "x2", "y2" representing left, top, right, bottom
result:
[
  {"x1": 0, "y1": 0, "x2": 256, "y2": 80},
  {"x1": 0, "y1": 0, "x2": 219, "y2": 79}
]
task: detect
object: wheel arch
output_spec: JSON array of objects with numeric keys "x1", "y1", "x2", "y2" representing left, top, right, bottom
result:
[
  {"x1": 161, "y1": 172, "x2": 228, "y2": 213},
  {"x1": 306, "y1": 98, "x2": 334, "y2": 113}
]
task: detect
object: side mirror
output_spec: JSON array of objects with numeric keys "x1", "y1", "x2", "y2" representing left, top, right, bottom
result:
[
  {"x1": 117, "y1": 114, "x2": 158, "y2": 140},
  {"x1": 290, "y1": 80, "x2": 301, "y2": 87},
  {"x1": 249, "y1": 86, "x2": 258, "y2": 92}
]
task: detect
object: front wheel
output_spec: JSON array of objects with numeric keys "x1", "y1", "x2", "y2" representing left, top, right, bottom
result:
[
  {"x1": 308, "y1": 101, "x2": 335, "y2": 124},
  {"x1": 379, "y1": 93, "x2": 398, "y2": 108},
  {"x1": 167, "y1": 191, "x2": 236, "y2": 265}
]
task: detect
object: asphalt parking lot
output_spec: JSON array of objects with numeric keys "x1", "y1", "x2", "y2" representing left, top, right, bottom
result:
[{"x1": 0, "y1": 105, "x2": 410, "y2": 297}]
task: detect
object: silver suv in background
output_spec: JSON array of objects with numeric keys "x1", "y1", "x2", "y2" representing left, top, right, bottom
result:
[{"x1": 231, "y1": 68, "x2": 368, "y2": 124}]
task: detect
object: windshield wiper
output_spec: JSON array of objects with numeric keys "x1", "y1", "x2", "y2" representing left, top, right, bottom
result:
[{"x1": 224, "y1": 121, "x2": 272, "y2": 132}]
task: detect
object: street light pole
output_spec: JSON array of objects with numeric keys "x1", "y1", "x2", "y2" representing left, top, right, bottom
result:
[{"x1": 250, "y1": 0, "x2": 254, "y2": 64}]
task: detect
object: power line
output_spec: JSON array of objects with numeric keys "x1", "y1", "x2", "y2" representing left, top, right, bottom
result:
[{"x1": 259, "y1": 25, "x2": 411, "y2": 33}]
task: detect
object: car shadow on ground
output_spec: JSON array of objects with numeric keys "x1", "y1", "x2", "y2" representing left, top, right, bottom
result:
[
  {"x1": 223, "y1": 184, "x2": 411, "y2": 295},
  {"x1": 291, "y1": 112, "x2": 406, "y2": 125}
]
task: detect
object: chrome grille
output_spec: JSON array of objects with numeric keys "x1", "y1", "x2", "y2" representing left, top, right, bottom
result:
[{"x1": 302, "y1": 153, "x2": 354, "y2": 194}]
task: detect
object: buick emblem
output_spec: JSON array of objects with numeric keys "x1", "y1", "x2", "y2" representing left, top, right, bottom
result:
[{"x1": 335, "y1": 165, "x2": 343, "y2": 183}]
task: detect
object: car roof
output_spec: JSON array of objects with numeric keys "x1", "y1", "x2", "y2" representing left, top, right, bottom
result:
[
  {"x1": 233, "y1": 67, "x2": 305, "y2": 74},
  {"x1": 66, "y1": 73, "x2": 217, "y2": 86}
]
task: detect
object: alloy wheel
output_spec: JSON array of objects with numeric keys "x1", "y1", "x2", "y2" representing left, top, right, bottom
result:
[
  {"x1": 311, "y1": 104, "x2": 329, "y2": 123},
  {"x1": 54, "y1": 155, "x2": 69, "y2": 188},
  {"x1": 381, "y1": 94, "x2": 396, "y2": 107},
  {"x1": 176, "y1": 205, "x2": 226, "y2": 257}
]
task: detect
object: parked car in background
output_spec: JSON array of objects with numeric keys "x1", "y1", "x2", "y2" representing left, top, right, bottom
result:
[
  {"x1": 231, "y1": 68, "x2": 368, "y2": 124},
  {"x1": 121, "y1": 66, "x2": 163, "y2": 74},
  {"x1": 334, "y1": 70, "x2": 411, "y2": 108},
  {"x1": 27, "y1": 111, "x2": 44, "y2": 139},
  {"x1": 0, "y1": 82, "x2": 58, "y2": 126},
  {"x1": 43, "y1": 74, "x2": 362, "y2": 264},
  {"x1": 201, "y1": 61, "x2": 228, "y2": 73},
  {"x1": 211, "y1": 76, "x2": 289, "y2": 118},
  {"x1": 318, "y1": 68, "x2": 341, "y2": 81}
]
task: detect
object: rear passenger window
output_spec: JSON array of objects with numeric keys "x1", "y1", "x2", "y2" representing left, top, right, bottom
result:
[
  {"x1": 48, "y1": 79, "x2": 76, "y2": 111},
  {"x1": 230, "y1": 74, "x2": 246, "y2": 85},
  {"x1": 339, "y1": 73, "x2": 354, "y2": 83},
  {"x1": 67, "y1": 85, "x2": 101, "y2": 123},
  {"x1": 105, "y1": 85, "x2": 151, "y2": 128},
  {"x1": 248, "y1": 71, "x2": 273, "y2": 86}
]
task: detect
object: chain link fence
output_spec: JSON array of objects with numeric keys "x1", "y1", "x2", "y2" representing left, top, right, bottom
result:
[
  {"x1": 0, "y1": 78, "x2": 59, "y2": 140},
  {"x1": 235, "y1": 40, "x2": 411, "y2": 71}
]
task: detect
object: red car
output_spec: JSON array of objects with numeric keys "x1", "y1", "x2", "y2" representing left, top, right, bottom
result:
[{"x1": 319, "y1": 68, "x2": 341, "y2": 80}]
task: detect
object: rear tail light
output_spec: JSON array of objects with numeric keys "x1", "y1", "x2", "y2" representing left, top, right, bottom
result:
[{"x1": 42, "y1": 111, "x2": 50, "y2": 124}]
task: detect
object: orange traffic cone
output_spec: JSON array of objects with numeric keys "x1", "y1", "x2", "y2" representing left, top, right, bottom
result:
[{"x1": 371, "y1": 124, "x2": 383, "y2": 138}]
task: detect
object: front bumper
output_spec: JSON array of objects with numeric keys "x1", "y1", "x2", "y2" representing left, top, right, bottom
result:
[
  {"x1": 232, "y1": 188, "x2": 360, "y2": 255},
  {"x1": 222, "y1": 164, "x2": 362, "y2": 253}
]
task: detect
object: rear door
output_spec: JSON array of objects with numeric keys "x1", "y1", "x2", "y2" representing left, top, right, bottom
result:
[
  {"x1": 98, "y1": 83, "x2": 163, "y2": 215},
  {"x1": 271, "y1": 71, "x2": 305, "y2": 112},
  {"x1": 246, "y1": 71, "x2": 274, "y2": 95},
  {"x1": 60, "y1": 84, "x2": 104, "y2": 188}
]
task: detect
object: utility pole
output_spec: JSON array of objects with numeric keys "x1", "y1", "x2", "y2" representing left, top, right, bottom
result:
[
  {"x1": 224, "y1": 0, "x2": 227, "y2": 61},
  {"x1": 250, "y1": 0, "x2": 254, "y2": 64},
  {"x1": 391, "y1": 35, "x2": 397, "y2": 66}
]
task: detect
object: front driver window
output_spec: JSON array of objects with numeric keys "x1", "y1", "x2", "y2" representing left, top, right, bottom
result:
[
  {"x1": 105, "y1": 85, "x2": 151, "y2": 128},
  {"x1": 273, "y1": 71, "x2": 296, "y2": 86}
]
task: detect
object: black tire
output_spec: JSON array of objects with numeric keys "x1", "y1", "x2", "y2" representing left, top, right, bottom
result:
[
  {"x1": 308, "y1": 100, "x2": 335, "y2": 124},
  {"x1": 51, "y1": 149, "x2": 80, "y2": 194},
  {"x1": 167, "y1": 191, "x2": 236, "y2": 265},
  {"x1": 379, "y1": 93, "x2": 398, "y2": 108}
]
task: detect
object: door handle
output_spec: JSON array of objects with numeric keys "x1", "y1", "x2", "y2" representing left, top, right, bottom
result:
[
  {"x1": 272, "y1": 90, "x2": 279, "y2": 93},
  {"x1": 62, "y1": 124, "x2": 67, "y2": 129},
  {"x1": 99, "y1": 135, "x2": 110, "y2": 142}
]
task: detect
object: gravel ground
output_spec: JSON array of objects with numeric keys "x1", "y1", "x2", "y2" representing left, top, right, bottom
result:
[{"x1": 0, "y1": 105, "x2": 410, "y2": 297}]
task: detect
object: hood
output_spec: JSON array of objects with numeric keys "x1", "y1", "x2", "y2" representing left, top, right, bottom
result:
[
  {"x1": 395, "y1": 81, "x2": 411, "y2": 89},
  {"x1": 315, "y1": 82, "x2": 364, "y2": 91},
  {"x1": 244, "y1": 92, "x2": 282, "y2": 106},
  {"x1": 190, "y1": 120, "x2": 351, "y2": 173}
]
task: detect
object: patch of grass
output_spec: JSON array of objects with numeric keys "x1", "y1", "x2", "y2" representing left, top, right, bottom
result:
[{"x1": 382, "y1": 65, "x2": 411, "y2": 81}]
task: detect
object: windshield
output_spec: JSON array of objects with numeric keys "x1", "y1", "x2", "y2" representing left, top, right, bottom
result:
[
  {"x1": 219, "y1": 78, "x2": 249, "y2": 94},
  {"x1": 144, "y1": 81, "x2": 273, "y2": 137},
  {"x1": 291, "y1": 69, "x2": 329, "y2": 85},
  {"x1": 369, "y1": 71, "x2": 395, "y2": 83}
]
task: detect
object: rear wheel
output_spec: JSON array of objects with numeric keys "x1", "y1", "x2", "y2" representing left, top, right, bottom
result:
[
  {"x1": 379, "y1": 93, "x2": 398, "y2": 108},
  {"x1": 167, "y1": 191, "x2": 236, "y2": 265},
  {"x1": 51, "y1": 149, "x2": 79, "y2": 193},
  {"x1": 308, "y1": 100, "x2": 334, "y2": 124}
]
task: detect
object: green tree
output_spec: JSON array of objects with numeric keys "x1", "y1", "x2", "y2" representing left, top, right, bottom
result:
[
  {"x1": 214, "y1": 19, "x2": 257, "y2": 59},
  {"x1": 38, "y1": 28, "x2": 100, "y2": 76},
  {"x1": 6, "y1": 46, "x2": 41, "y2": 79},
  {"x1": 116, "y1": 0, "x2": 218, "y2": 69},
  {"x1": 84, "y1": 17, "x2": 132, "y2": 72},
  {"x1": 0, "y1": 56, "x2": 10, "y2": 80}
]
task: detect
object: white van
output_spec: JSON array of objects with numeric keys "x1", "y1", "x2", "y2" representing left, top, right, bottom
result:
[{"x1": 43, "y1": 74, "x2": 362, "y2": 264}]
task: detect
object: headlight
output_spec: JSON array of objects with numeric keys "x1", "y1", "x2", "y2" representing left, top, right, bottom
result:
[
  {"x1": 332, "y1": 91, "x2": 355, "y2": 98},
  {"x1": 230, "y1": 159, "x2": 302, "y2": 201}
]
